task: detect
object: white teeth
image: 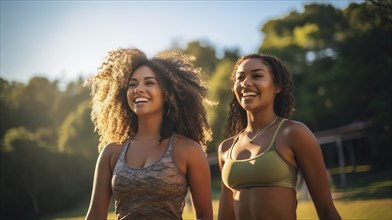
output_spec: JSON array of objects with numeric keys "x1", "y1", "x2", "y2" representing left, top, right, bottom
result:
[
  {"x1": 242, "y1": 91, "x2": 258, "y2": 97},
  {"x1": 134, "y1": 97, "x2": 149, "y2": 103}
]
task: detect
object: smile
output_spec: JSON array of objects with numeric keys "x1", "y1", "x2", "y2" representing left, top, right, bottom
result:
[
  {"x1": 134, "y1": 97, "x2": 150, "y2": 104},
  {"x1": 241, "y1": 90, "x2": 258, "y2": 98},
  {"x1": 242, "y1": 92, "x2": 258, "y2": 97}
]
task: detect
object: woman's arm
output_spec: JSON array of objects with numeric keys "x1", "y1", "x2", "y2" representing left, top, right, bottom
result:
[
  {"x1": 85, "y1": 144, "x2": 117, "y2": 220},
  {"x1": 217, "y1": 140, "x2": 235, "y2": 220},
  {"x1": 186, "y1": 142, "x2": 213, "y2": 220},
  {"x1": 289, "y1": 122, "x2": 341, "y2": 220},
  {"x1": 218, "y1": 183, "x2": 235, "y2": 220}
]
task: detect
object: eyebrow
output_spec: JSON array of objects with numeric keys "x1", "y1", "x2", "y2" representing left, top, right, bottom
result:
[
  {"x1": 129, "y1": 76, "x2": 158, "y2": 81},
  {"x1": 236, "y1": 68, "x2": 266, "y2": 74}
]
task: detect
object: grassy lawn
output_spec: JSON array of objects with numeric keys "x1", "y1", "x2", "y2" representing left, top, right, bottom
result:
[
  {"x1": 46, "y1": 199, "x2": 392, "y2": 220},
  {"x1": 43, "y1": 170, "x2": 391, "y2": 220},
  {"x1": 181, "y1": 199, "x2": 392, "y2": 220}
]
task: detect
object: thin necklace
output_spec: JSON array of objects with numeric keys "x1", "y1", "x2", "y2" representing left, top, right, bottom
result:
[{"x1": 244, "y1": 116, "x2": 278, "y2": 143}]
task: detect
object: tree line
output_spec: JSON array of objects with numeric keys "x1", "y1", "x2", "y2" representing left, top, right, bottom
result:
[{"x1": 0, "y1": 1, "x2": 390, "y2": 219}]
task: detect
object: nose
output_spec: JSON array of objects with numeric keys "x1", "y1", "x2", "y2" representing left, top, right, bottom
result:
[
  {"x1": 133, "y1": 84, "x2": 145, "y2": 93},
  {"x1": 241, "y1": 76, "x2": 252, "y2": 87}
]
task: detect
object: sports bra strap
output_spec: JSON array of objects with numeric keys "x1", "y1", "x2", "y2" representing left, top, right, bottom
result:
[
  {"x1": 227, "y1": 118, "x2": 288, "y2": 160},
  {"x1": 269, "y1": 118, "x2": 287, "y2": 147}
]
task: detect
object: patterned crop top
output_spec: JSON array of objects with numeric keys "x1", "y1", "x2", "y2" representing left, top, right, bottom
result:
[
  {"x1": 221, "y1": 119, "x2": 298, "y2": 191},
  {"x1": 111, "y1": 134, "x2": 188, "y2": 220}
]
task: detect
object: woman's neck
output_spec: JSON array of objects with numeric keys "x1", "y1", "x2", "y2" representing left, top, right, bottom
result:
[
  {"x1": 246, "y1": 110, "x2": 277, "y2": 132},
  {"x1": 135, "y1": 113, "x2": 163, "y2": 140}
]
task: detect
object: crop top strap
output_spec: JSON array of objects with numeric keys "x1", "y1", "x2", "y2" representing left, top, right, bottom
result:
[
  {"x1": 119, "y1": 138, "x2": 131, "y2": 161},
  {"x1": 269, "y1": 118, "x2": 288, "y2": 147},
  {"x1": 225, "y1": 131, "x2": 242, "y2": 160}
]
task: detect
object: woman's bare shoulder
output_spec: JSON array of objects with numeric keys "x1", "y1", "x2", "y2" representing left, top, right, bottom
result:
[
  {"x1": 100, "y1": 142, "x2": 123, "y2": 155},
  {"x1": 174, "y1": 134, "x2": 203, "y2": 152},
  {"x1": 281, "y1": 119, "x2": 314, "y2": 138},
  {"x1": 280, "y1": 119, "x2": 319, "y2": 150},
  {"x1": 99, "y1": 141, "x2": 126, "y2": 170}
]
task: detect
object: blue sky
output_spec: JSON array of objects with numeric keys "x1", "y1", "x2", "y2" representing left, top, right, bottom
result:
[{"x1": 1, "y1": 0, "x2": 362, "y2": 84}]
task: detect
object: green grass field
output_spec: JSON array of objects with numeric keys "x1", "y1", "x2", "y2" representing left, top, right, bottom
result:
[
  {"x1": 44, "y1": 170, "x2": 392, "y2": 220},
  {"x1": 48, "y1": 199, "x2": 392, "y2": 220},
  {"x1": 181, "y1": 199, "x2": 392, "y2": 220}
]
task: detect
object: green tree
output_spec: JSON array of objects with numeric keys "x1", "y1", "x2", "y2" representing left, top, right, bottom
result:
[
  {"x1": 2, "y1": 128, "x2": 65, "y2": 217},
  {"x1": 52, "y1": 77, "x2": 90, "y2": 128},
  {"x1": 184, "y1": 41, "x2": 219, "y2": 76},
  {"x1": 13, "y1": 77, "x2": 60, "y2": 130},
  {"x1": 259, "y1": 2, "x2": 391, "y2": 131},
  {"x1": 334, "y1": 1, "x2": 392, "y2": 128},
  {"x1": 1, "y1": 76, "x2": 91, "y2": 152},
  {"x1": 1, "y1": 126, "x2": 95, "y2": 218},
  {"x1": 0, "y1": 78, "x2": 24, "y2": 137},
  {"x1": 58, "y1": 101, "x2": 98, "y2": 160},
  {"x1": 0, "y1": 76, "x2": 96, "y2": 217},
  {"x1": 207, "y1": 55, "x2": 238, "y2": 151}
]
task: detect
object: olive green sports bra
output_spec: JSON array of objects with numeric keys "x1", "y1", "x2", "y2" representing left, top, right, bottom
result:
[{"x1": 222, "y1": 119, "x2": 298, "y2": 191}]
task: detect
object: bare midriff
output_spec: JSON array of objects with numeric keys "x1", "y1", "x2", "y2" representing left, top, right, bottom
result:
[{"x1": 233, "y1": 187, "x2": 297, "y2": 220}]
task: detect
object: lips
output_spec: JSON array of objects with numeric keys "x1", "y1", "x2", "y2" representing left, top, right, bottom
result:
[
  {"x1": 134, "y1": 97, "x2": 150, "y2": 104},
  {"x1": 241, "y1": 90, "x2": 259, "y2": 98}
]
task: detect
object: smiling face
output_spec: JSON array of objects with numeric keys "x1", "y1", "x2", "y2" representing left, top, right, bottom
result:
[
  {"x1": 127, "y1": 65, "x2": 165, "y2": 117},
  {"x1": 233, "y1": 58, "x2": 281, "y2": 112}
]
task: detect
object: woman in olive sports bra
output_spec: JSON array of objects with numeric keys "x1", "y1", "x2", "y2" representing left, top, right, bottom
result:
[
  {"x1": 85, "y1": 48, "x2": 213, "y2": 219},
  {"x1": 218, "y1": 54, "x2": 341, "y2": 220}
]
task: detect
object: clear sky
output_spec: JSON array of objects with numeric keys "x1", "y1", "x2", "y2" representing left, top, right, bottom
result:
[{"x1": 1, "y1": 0, "x2": 361, "y2": 84}]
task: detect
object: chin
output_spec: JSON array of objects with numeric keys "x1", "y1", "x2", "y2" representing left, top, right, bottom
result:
[
  {"x1": 241, "y1": 105, "x2": 255, "y2": 112},
  {"x1": 241, "y1": 101, "x2": 254, "y2": 108},
  {"x1": 242, "y1": 104, "x2": 261, "y2": 112}
]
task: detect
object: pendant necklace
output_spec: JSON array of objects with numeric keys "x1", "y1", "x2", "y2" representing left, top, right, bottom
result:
[{"x1": 244, "y1": 116, "x2": 278, "y2": 144}]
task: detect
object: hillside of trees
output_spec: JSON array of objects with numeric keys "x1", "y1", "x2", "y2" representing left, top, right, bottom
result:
[{"x1": 0, "y1": 1, "x2": 391, "y2": 219}]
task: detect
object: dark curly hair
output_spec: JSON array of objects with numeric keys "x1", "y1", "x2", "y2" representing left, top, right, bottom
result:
[
  {"x1": 224, "y1": 53, "x2": 295, "y2": 138},
  {"x1": 85, "y1": 48, "x2": 212, "y2": 152}
]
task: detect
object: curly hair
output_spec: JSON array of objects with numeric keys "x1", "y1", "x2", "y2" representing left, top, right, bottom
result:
[
  {"x1": 224, "y1": 53, "x2": 295, "y2": 138},
  {"x1": 85, "y1": 48, "x2": 212, "y2": 152}
]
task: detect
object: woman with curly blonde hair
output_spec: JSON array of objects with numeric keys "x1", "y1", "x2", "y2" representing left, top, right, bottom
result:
[
  {"x1": 85, "y1": 48, "x2": 213, "y2": 220},
  {"x1": 218, "y1": 54, "x2": 341, "y2": 219}
]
